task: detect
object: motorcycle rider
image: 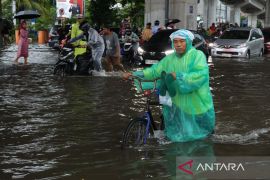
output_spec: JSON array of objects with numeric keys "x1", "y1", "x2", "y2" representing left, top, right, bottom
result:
[
  {"x1": 70, "y1": 14, "x2": 86, "y2": 58},
  {"x1": 68, "y1": 20, "x2": 105, "y2": 74},
  {"x1": 122, "y1": 27, "x2": 139, "y2": 62}
]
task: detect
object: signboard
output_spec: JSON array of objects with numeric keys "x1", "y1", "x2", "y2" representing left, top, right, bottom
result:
[
  {"x1": 56, "y1": 0, "x2": 84, "y2": 18},
  {"x1": 69, "y1": 0, "x2": 84, "y2": 16},
  {"x1": 56, "y1": 0, "x2": 72, "y2": 18}
]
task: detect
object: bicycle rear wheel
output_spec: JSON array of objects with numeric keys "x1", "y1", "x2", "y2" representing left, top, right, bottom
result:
[{"x1": 121, "y1": 117, "x2": 154, "y2": 149}]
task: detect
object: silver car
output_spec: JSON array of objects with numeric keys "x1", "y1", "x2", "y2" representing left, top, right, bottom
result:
[{"x1": 211, "y1": 27, "x2": 264, "y2": 58}]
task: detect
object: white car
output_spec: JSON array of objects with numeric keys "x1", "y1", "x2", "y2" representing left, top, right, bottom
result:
[{"x1": 211, "y1": 27, "x2": 264, "y2": 58}]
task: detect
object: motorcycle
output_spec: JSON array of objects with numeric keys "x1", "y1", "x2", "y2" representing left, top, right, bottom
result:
[
  {"x1": 53, "y1": 45, "x2": 94, "y2": 77},
  {"x1": 121, "y1": 39, "x2": 143, "y2": 66}
]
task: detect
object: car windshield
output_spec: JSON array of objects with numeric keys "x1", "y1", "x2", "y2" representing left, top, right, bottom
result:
[{"x1": 220, "y1": 30, "x2": 250, "y2": 39}]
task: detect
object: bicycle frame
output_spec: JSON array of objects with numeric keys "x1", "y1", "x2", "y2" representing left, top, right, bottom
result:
[{"x1": 132, "y1": 76, "x2": 161, "y2": 144}]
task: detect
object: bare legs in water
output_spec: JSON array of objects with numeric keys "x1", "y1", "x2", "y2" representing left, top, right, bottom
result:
[{"x1": 14, "y1": 57, "x2": 28, "y2": 64}]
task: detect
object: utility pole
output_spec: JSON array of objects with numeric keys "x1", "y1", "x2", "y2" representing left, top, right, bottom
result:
[
  {"x1": 266, "y1": 0, "x2": 270, "y2": 27},
  {"x1": 12, "y1": 0, "x2": 16, "y2": 25},
  {"x1": 0, "y1": 0, "x2": 3, "y2": 48},
  {"x1": 165, "y1": 0, "x2": 169, "y2": 24}
]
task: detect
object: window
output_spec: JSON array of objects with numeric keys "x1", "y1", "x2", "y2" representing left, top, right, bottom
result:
[
  {"x1": 220, "y1": 30, "x2": 250, "y2": 40},
  {"x1": 250, "y1": 31, "x2": 261, "y2": 40}
]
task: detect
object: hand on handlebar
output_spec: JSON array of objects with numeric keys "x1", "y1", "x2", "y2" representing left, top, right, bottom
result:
[
  {"x1": 122, "y1": 72, "x2": 133, "y2": 80},
  {"x1": 171, "y1": 72, "x2": 176, "y2": 80}
]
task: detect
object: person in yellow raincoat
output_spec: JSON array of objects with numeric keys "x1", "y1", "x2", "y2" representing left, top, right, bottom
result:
[
  {"x1": 123, "y1": 29, "x2": 215, "y2": 142},
  {"x1": 71, "y1": 14, "x2": 86, "y2": 57}
]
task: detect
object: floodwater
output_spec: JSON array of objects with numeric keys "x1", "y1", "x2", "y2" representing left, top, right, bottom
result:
[{"x1": 1, "y1": 45, "x2": 270, "y2": 179}]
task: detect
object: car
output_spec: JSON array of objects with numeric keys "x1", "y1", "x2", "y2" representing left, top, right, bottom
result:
[
  {"x1": 137, "y1": 29, "x2": 209, "y2": 65},
  {"x1": 48, "y1": 25, "x2": 61, "y2": 49},
  {"x1": 261, "y1": 27, "x2": 270, "y2": 53},
  {"x1": 210, "y1": 27, "x2": 264, "y2": 58}
]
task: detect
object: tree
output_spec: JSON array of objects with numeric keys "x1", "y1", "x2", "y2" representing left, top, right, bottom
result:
[
  {"x1": 2, "y1": 0, "x2": 13, "y2": 19},
  {"x1": 119, "y1": 0, "x2": 144, "y2": 26},
  {"x1": 0, "y1": 0, "x2": 2, "y2": 16},
  {"x1": 0, "y1": 0, "x2": 3, "y2": 48},
  {"x1": 88, "y1": 0, "x2": 145, "y2": 28},
  {"x1": 89, "y1": 0, "x2": 119, "y2": 28}
]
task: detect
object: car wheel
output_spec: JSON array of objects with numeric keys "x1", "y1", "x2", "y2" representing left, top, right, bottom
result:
[{"x1": 246, "y1": 51, "x2": 250, "y2": 59}]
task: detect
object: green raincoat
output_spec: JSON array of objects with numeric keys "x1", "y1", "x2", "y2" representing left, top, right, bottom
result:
[
  {"x1": 71, "y1": 22, "x2": 86, "y2": 57},
  {"x1": 138, "y1": 30, "x2": 215, "y2": 142}
]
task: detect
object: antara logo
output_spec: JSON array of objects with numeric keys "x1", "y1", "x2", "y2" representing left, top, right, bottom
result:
[
  {"x1": 178, "y1": 160, "x2": 194, "y2": 175},
  {"x1": 178, "y1": 160, "x2": 245, "y2": 175}
]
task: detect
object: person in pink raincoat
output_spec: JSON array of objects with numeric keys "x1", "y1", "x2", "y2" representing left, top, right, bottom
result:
[{"x1": 15, "y1": 20, "x2": 29, "y2": 64}]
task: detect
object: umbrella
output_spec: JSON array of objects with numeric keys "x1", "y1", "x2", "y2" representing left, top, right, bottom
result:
[
  {"x1": 14, "y1": 10, "x2": 41, "y2": 19},
  {"x1": 165, "y1": 19, "x2": 181, "y2": 27}
]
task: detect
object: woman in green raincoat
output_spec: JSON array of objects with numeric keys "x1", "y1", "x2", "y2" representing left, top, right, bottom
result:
[{"x1": 123, "y1": 29, "x2": 215, "y2": 142}]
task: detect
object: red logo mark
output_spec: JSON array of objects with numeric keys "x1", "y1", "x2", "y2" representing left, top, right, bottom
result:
[{"x1": 178, "y1": 160, "x2": 193, "y2": 175}]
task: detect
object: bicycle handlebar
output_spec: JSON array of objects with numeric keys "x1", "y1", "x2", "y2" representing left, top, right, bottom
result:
[{"x1": 128, "y1": 75, "x2": 159, "y2": 94}]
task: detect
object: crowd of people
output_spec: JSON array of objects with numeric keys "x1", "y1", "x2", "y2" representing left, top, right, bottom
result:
[
  {"x1": 63, "y1": 15, "x2": 127, "y2": 74},
  {"x1": 11, "y1": 15, "x2": 244, "y2": 71}
]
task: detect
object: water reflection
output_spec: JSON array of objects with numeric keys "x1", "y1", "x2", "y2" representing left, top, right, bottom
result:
[{"x1": 120, "y1": 140, "x2": 214, "y2": 179}]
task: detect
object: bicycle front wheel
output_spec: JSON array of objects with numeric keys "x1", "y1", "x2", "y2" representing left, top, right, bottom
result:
[
  {"x1": 54, "y1": 64, "x2": 66, "y2": 77},
  {"x1": 122, "y1": 117, "x2": 154, "y2": 148}
]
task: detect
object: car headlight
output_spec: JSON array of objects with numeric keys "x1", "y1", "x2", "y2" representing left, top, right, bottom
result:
[
  {"x1": 138, "y1": 47, "x2": 144, "y2": 55},
  {"x1": 165, "y1": 49, "x2": 174, "y2": 55},
  {"x1": 209, "y1": 42, "x2": 217, "y2": 48},
  {"x1": 238, "y1": 43, "x2": 247, "y2": 48}
]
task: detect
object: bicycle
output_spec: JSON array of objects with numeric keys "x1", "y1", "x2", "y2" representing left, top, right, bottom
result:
[{"x1": 121, "y1": 76, "x2": 164, "y2": 149}]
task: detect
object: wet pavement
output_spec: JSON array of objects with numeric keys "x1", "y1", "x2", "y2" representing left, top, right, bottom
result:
[{"x1": 1, "y1": 44, "x2": 270, "y2": 179}]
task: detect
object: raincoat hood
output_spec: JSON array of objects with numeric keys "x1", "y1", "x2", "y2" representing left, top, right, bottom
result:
[{"x1": 169, "y1": 29, "x2": 194, "y2": 54}]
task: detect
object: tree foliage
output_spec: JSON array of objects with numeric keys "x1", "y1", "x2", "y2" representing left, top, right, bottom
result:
[
  {"x1": 89, "y1": 0, "x2": 118, "y2": 28},
  {"x1": 118, "y1": 0, "x2": 144, "y2": 26},
  {"x1": 0, "y1": 0, "x2": 3, "y2": 48},
  {"x1": 0, "y1": 0, "x2": 2, "y2": 17},
  {"x1": 89, "y1": 0, "x2": 145, "y2": 28}
]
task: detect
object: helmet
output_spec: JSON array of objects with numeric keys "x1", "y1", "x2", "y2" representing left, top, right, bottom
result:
[
  {"x1": 79, "y1": 21, "x2": 90, "y2": 32},
  {"x1": 125, "y1": 28, "x2": 132, "y2": 36}
]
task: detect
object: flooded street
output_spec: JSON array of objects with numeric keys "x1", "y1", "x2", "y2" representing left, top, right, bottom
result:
[{"x1": 1, "y1": 45, "x2": 270, "y2": 179}]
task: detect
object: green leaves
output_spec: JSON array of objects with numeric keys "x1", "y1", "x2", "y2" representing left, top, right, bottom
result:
[
  {"x1": 89, "y1": 0, "x2": 118, "y2": 28},
  {"x1": 89, "y1": 0, "x2": 144, "y2": 28}
]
